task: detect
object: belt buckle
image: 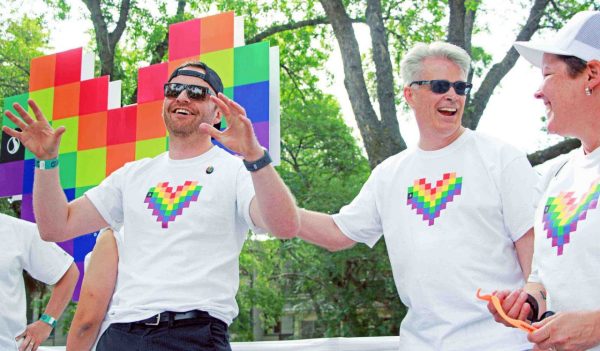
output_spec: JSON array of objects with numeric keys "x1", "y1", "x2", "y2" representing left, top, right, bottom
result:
[{"x1": 144, "y1": 313, "x2": 161, "y2": 326}]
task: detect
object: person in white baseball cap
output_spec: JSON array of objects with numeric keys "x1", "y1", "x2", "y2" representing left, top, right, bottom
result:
[{"x1": 487, "y1": 10, "x2": 600, "y2": 351}]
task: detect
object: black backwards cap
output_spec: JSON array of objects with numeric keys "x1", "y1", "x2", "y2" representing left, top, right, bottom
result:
[{"x1": 168, "y1": 61, "x2": 224, "y2": 95}]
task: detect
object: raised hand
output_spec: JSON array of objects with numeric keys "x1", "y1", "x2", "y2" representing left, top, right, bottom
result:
[
  {"x1": 200, "y1": 93, "x2": 264, "y2": 161},
  {"x1": 2, "y1": 99, "x2": 65, "y2": 160}
]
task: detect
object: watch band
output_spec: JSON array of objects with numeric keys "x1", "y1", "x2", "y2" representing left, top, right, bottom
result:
[
  {"x1": 35, "y1": 157, "x2": 59, "y2": 170},
  {"x1": 526, "y1": 293, "x2": 540, "y2": 322},
  {"x1": 39, "y1": 314, "x2": 57, "y2": 328},
  {"x1": 243, "y1": 149, "x2": 272, "y2": 172}
]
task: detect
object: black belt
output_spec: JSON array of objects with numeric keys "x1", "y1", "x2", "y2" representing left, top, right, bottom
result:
[{"x1": 135, "y1": 310, "x2": 214, "y2": 326}]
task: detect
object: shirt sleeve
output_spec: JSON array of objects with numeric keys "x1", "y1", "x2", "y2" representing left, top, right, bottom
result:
[
  {"x1": 500, "y1": 155, "x2": 541, "y2": 242},
  {"x1": 85, "y1": 165, "x2": 127, "y2": 231},
  {"x1": 235, "y1": 164, "x2": 266, "y2": 234},
  {"x1": 19, "y1": 221, "x2": 74, "y2": 285},
  {"x1": 332, "y1": 166, "x2": 383, "y2": 248}
]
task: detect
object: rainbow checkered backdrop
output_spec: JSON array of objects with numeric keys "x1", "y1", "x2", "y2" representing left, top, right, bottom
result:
[{"x1": 0, "y1": 11, "x2": 280, "y2": 299}]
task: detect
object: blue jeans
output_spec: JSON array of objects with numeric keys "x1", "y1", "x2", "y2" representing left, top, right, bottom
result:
[{"x1": 97, "y1": 313, "x2": 231, "y2": 351}]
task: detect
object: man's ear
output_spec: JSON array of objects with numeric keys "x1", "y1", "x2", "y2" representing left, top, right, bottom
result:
[
  {"x1": 212, "y1": 110, "x2": 222, "y2": 129},
  {"x1": 587, "y1": 60, "x2": 600, "y2": 90},
  {"x1": 404, "y1": 85, "x2": 415, "y2": 108}
]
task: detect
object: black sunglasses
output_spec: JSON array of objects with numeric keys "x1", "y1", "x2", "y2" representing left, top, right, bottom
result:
[
  {"x1": 409, "y1": 80, "x2": 472, "y2": 96},
  {"x1": 164, "y1": 83, "x2": 215, "y2": 101}
]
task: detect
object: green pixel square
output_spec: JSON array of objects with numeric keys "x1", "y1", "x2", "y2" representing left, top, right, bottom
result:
[
  {"x1": 52, "y1": 116, "x2": 78, "y2": 154},
  {"x1": 28, "y1": 88, "x2": 54, "y2": 121},
  {"x1": 135, "y1": 137, "x2": 167, "y2": 160},
  {"x1": 201, "y1": 49, "x2": 234, "y2": 88},
  {"x1": 3, "y1": 93, "x2": 29, "y2": 129},
  {"x1": 76, "y1": 148, "x2": 106, "y2": 188},
  {"x1": 75, "y1": 185, "x2": 95, "y2": 198},
  {"x1": 24, "y1": 148, "x2": 35, "y2": 160},
  {"x1": 234, "y1": 42, "x2": 270, "y2": 86},
  {"x1": 223, "y1": 87, "x2": 234, "y2": 100},
  {"x1": 58, "y1": 152, "x2": 77, "y2": 189}
]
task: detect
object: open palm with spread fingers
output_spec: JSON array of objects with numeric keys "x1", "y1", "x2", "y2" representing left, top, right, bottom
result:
[
  {"x1": 2, "y1": 99, "x2": 65, "y2": 160},
  {"x1": 200, "y1": 93, "x2": 264, "y2": 160}
]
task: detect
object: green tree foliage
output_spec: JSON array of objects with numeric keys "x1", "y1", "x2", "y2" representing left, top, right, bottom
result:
[{"x1": 0, "y1": 15, "x2": 50, "y2": 108}]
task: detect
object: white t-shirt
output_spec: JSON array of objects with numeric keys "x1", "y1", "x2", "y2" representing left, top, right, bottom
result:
[
  {"x1": 333, "y1": 129, "x2": 539, "y2": 351},
  {"x1": 0, "y1": 214, "x2": 73, "y2": 351},
  {"x1": 85, "y1": 146, "x2": 261, "y2": 326},
  {"x1": 530, "y1": 147, "x2": 600, "y2": 351}
]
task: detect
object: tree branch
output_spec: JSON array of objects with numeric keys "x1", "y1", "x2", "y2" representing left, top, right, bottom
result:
[
  {"x1": 247, "y1": 16, "x2": 366, "y2": 44},
  {"x1": 463, "y1": 0, "x2": 549, "y2": 129},
  {"x1": 108, "y1": 0, "x2": 131, "y2": 48},
  {"x1": 527, "y1": 139, "x2": 580, "y2": 166}
]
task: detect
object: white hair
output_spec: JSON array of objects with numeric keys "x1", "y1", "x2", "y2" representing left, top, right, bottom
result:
[{"x1": 400, "y1": 42, "x2": 471, "y2": 85}]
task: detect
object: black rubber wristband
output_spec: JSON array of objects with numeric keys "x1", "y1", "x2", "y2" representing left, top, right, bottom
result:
[
  {"x1": 243, "y1": 149, "x2": 272, "y2": 172},
  {"x1": 526, "y1": 293, "x2": 540, "y2": 322}
]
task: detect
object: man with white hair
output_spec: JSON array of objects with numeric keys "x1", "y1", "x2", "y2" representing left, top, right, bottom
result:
[{"x1": 296, "y1": 42, "x2": 540, "y2": 350}]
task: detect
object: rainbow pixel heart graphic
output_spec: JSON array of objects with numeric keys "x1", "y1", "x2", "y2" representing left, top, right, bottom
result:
[
  {"x1": 542, "y1": 179, "x2": 600, "y2": 255},
  {"x1": 407, "y1": 172, "x2": 463, "y2": 226},
  {"x1": 144, "y1": 181, "x2": 203, "y2": 228}
]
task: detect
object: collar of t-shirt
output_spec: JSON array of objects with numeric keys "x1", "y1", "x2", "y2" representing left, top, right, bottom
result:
[{"x1": 414, "y1": 128, "x2": 473, "y2": 159}]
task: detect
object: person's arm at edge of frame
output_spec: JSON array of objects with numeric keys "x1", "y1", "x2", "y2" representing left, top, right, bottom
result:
[
  {"x1": 17, "y1": 262, "x2": 79, "y2": 351},
  {"x1": 294, "y1": 208, "x2": 356, "y2": 252},
  {"x1": 67, "y1": 229, "x2": 118, "y2": 351},
  {"x1": 3, "y1": 99, "x2": 108, "y2": 241}
]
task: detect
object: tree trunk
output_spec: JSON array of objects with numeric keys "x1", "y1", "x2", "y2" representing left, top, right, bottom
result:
[
  {"x1": 82, "y1": 0, "x2": 131, "y2": 77},
  {"x1": 320, "y1": 0, "x2": 404, "y2": 168}
]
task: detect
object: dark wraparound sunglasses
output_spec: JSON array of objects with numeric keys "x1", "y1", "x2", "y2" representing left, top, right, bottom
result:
[
  {"x1": 164, "y1": 83, "x2": 215, "y2": 100},
  {"x1": 409, "y1": 80, "x2": 472, "y2": 96}
]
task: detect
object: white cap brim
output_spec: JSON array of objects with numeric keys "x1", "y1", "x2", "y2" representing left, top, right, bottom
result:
[{"x1": 513, "y1": 41, "x2": 574, "y2": 68}]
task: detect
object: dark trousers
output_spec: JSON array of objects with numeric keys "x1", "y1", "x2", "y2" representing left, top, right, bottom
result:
[{"x1": 97, "y1": 313, "x2": 231, "y2": 351}]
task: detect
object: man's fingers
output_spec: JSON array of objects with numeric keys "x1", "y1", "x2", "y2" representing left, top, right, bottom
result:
[
  {"x1": 18, "y1": 335, "x2": 32, "y2": 351},
  {"x1": 199, "y1": 123, "x2": 222, "y2": 140},
  {"x1": 210, "y1": 94, "x2": 231, "y2": 116},
  {"x1": 507, "y1": 290, "x2": 528, "y2": 318},
  {"x1": 224, "y1": 95, "x2": 247, "y2": 116},
  {"x1": 518, "y1": 302, "x2": 531, "y2": 321},
  {"x1": 501, "y1": 290, "x2": 520, "y2": 313},
  {"x1": 2, "y1": 125, "x2": 23, "y2": 139},
  {"x1": 13, "y1": 103, "x2": 36, "y2": 125},
  {"x1": 28, "y1": 99, "x2": 46, "y2": 122},
  {"x1": 528, "y1": 322, "x2": 551, "y2": 343},
  {"x1": 54, "y1": 126, "x2": 67, "y2": 141},
  {"x1": 4, "y1": 110, "x2": 28, "y2": 131}
]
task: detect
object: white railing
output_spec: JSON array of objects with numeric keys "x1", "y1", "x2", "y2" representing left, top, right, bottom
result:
[{"x1": 39, "y1": 336, "x2": 400, "y2": 351}]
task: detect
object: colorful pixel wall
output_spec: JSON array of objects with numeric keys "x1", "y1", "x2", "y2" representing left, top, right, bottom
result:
[{"x1": 0, "y1": 11, "x2": 280, "y2": 299}]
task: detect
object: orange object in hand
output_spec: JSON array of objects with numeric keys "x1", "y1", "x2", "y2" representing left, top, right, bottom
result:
[{"x1": 476, "y1": 288, "x2": 538, "y2": 333}]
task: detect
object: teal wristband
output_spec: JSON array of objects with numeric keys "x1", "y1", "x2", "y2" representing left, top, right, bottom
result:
[
  {"x1": 39, "y1": 314, "x2": 57, "y2": 328},
  {"x1": 35, "y1": 157, "x2": 59, "y2": 170}
]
